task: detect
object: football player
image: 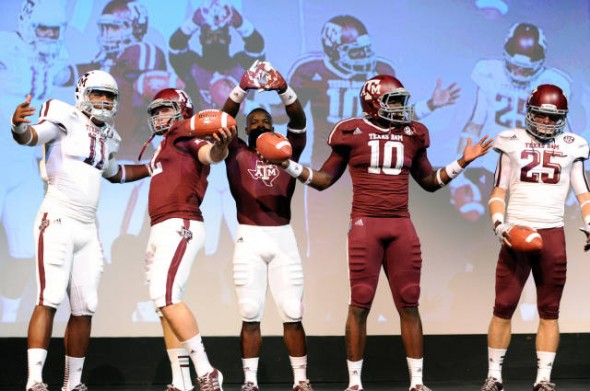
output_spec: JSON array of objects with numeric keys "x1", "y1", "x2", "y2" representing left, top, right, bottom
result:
[
  {"x1": 168, "y1": 0, "x2": 265, "y2": 302},
  {"x1": 144, "y1": 88, "x2": 235, "y2": 391},
  {"x1": 480, "y1": 85, "x2": 590, "y2": 391},
  {"x1": 453, "y1": 22, "x2": 572, "y2": 222},
  {"x1": 11, "y1": 70, "x2": 150, "y2": 391},
  {"x1": 287, "y1": 15, "x2": 461, "y2": 313},
  {"x1": 0, "y1": 0, "x2": 70, "y2": 323},
  {"x1": 274, "y1": 75, "x2": 491, "y2": 391},
  {"x1": 222, "y1": 61, "x2": 312, "y2": 391}
]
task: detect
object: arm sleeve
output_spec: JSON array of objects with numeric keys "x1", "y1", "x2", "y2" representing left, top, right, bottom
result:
[{"x1": 31, "y1": 121, "x2": 61, "y2": 145}]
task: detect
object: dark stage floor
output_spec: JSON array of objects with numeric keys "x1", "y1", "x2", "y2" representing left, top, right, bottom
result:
[{"x1": 2, "y1": 380, "x2": 589, "y2": 391}]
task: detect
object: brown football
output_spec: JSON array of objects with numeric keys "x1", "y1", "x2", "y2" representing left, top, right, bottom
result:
[
  {"x1": 190, "y1": 109, "x2": 237, "y2": 137},
  {"x1": 256, "y1": 132, "x2": 292, "y2": 161},
  {"x1": 507, "y1": 225, "x2": 543, "y2": 252}
]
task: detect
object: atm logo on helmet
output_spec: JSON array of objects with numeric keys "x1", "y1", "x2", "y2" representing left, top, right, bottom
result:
[{"x1": 361, "y1": 80, "x2": 380, "y2": 100}]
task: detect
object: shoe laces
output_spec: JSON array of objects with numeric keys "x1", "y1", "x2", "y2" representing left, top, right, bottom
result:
[
  {"x1": 535, "y1": 381, "x2": 556, "y2": 391},
  {"x1": 241, "y1": 382, "x2": 259, "y2": 391},
  {"x1": 293, "y1": 380, "x2": 313, "y2": 391},
  {"x1": 197, "y1": 371, "x2": 221, "y2": 391},
  {"x1": 481, "y1": 377, "x2": 502, "y2": 391}
]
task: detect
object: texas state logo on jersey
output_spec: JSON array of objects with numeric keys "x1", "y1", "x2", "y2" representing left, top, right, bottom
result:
[{"x1": 494, "y1": 128, "x2": 589, "y2": 228}]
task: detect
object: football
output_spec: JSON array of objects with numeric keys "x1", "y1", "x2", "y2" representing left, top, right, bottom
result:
[
  {"x1": 507, "y1": 225, "x2": 543, "y2": 252},
  {"x1": 191, "y1": 109, "x2": 237, "y2": 137},
  {"x1": 256, "y1": 132, "x2": 292, "y2": 161}
]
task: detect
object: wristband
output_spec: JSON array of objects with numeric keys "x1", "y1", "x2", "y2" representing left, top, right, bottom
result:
[
  {"x1": 488, "y1": 197, "x2": 505, "y2": 206},
  {"x1": 11, "y1": 121, "x2": 28, "y2": 135},
  {"x1": 491, "y1": 213, "x2": 504, "y2": 225},
  {"x1": 435, "y1": 168, "x2": 444, "y2": 187},
  {"x1": 120, "y1": 165, "x2": 127, "y2": 184},
  {"x1": 234, "y1": 18, "x2": 254, "y2": 37},
  {"x1": 304, "y1": 167, "x2": 314, "y2": 185},
  {"x1": 584, "y1": 215, "x2": 590, "y2": 226},
  {"x1": 280, "y1": 86, "x2": 297, "y2": 106},
  {"x1": 229, "y1": 85, "x2": 248, "y2": 104},
  {"x1": 284, "y1": 160, "x2": 303, "y2": 178},
  {"x1": 445, "y1": 159, "x2": 464, "y2": 179},
  {"x1": 180, "y1": 18, "x2": 199, "y2": 35}
]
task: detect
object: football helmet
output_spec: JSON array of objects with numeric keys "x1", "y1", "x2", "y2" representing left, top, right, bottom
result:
[
  {"x1": 97, "y1": 0, "x2": 148, "y2": 56},
  {"x1": 525, "y1": 84, "x2": 567, "y2": 141},
  {"x1": 75, "y1": 70, "x2": 119, "y2": 122},
  {"x1": 18, "y1": 0, "x2": 67, "y2": 59},
  {"x1": 199, "y1": 0, "x2": 233, "y2": 31},
  {"x1": 503, "y1": 22, "x2": 546, "y2": 83},
  {"x1": 360, "y1": 75, "x2": 414, "y2": 125},
  {"x1": 147, "y1": 88, "x2": 194, "y2": 135},
  {"x1": 321, "y1": 15, "x2": 376, "y2": 75}
]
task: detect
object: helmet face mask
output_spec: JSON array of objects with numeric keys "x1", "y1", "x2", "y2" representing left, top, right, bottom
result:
[
  {"x1": 525, "y1": 84, "x2": 568, "y2": 141},
  {"x1": 503, "y1": 22, "x2": 546, "y2": 84},
  {"x1": 321, "y1": 15, "x2": 376, "y2": 76},
  {"x1": 75, "y1": 70, "x2": 120, "y2": 122},
  {"x1": 360, "y1": 75, "x2": 414, "y2": 125},
  {"x1": 19, "y1": 0, "x2": 67, "y2": 59},
  {"x1": 97, "y1": 0, "x2": 148, "y2": 57},
  {"x1": 147, "y1": 89, "x2": 194, "y2": 135}
]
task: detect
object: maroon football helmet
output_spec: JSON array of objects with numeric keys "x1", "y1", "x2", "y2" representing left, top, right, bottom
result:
[
  {"x1": 321, "y1": 15, "x2": 376, "y2": 75},
  {"x1": 147, "y1": 88, "x2": 194, "y2": 135},
  {"x1": 503, "y1": 23, "x2": 546, "y2": 84},
  {"x1": 525, "y1": 84, "x2": 567, "y2": 141},
  {"x1": 360, "y1": 75, "x2": 413, "y2": 125},
  {"x1": 98, "y1": 0, "x2": 148, "y2": 56}
]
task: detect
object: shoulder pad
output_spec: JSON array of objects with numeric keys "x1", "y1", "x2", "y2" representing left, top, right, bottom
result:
[{"x1": 38, "y1": 99, "x2": 78, "y2": 127}]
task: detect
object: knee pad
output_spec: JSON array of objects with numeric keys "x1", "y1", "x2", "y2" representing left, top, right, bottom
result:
[
  {"x1": 538, "y1": 304, "x2": 559, "y2": 320},
  {"x1": 278, "y1": 297, "x2": 303, "y2": 322},
  {"x1": 350, "y1": 282, "x2": 376, "y2": 308},
  {"x1": 493, "y1": 300, "x2": 518, "y2": 319},
  {"x1": 70, "y1": 292, "x2": 98, "y2": 316},
  {"x1": 239, "y1": 298, "x2": 262, "y2": 322},
  {"x1": 398, "y1": 283, "x2": 420, "y2": 308}
]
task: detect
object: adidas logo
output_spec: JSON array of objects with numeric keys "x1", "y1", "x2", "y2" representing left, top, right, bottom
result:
[
  {"x1": 354, "y1": 218, "x2": 364, "y2": 226},
  {"x1": 312, "y1": 73, "x2": 322, "y2": 81},
  {"x1": 353, "y1": 128, "x2": 362, "y2": 135},
  {"x1": 237, "y1": 237, "x2": 244, "y2": 243},
  {"x1": 509, "y1": 135, "x2": 518, "y2": 140}
]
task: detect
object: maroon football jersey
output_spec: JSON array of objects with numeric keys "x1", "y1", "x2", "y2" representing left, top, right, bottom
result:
[
  {"x1": 288, "y1": 53, "x2": 395, "y2": 166},
  {"x1": 225, "y1": 130, "x2": 305, "y2": 226},
  {"x1": 328, "y1": 118, "x2": 430, "y2": 218},
  {"x1": 148, "y1": 123, "x2": 211, "y2": 225}
]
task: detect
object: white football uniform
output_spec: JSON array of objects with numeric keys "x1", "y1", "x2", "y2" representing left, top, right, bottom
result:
[
  {"x1": 233, "y1": 224, "x2": 304, "y2": 323},
  {"x1": 470, "y1": 59, "x2": 572, "y2": 172},
  {"x1": 30, "y1": 99, "x2": 121, "y2": 314},
  {"x1": 493, "y1": 128, "x2": 589, "y2": 229}
]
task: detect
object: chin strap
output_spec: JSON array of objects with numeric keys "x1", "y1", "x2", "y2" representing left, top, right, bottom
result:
[{"x1": 138, "y1": 134, "x2": 155, "y2": 161}]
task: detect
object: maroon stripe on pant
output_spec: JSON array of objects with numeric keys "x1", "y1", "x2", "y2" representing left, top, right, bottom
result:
[
  {"x1": 37, "y1": 213, "x2": 49, "y2": 305},
  {"x1": 165, "y1": 219, "x2": 190, "y2": 306}
]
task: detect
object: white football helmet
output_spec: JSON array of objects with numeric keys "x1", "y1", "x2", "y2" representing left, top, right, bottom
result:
[
  {"x1": 18, "y1": 0, "x2": 67, "y2": 59},
  {"x1": 75, "y1": 70, "x2": 119, "y2": 122}
]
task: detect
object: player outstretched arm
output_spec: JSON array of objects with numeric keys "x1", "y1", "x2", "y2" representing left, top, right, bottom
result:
[
  {"x1": 11, "y1": 95, "x2": 40, "y2": 146},
  {"x1": 412, "y1": 135, "x2": 493, "y2": 192},
  {"x1": 415, "y1": 79, "x2": 461, "y2": 119},
  {"x1": 279, "y1": 149, "x2": 348, "y2": 191},
  {"x1": 104, "y1": 163, "x2": 150, "y2": 184},
  {"x1": 197, "y1": 126, "x2": 237, "y2": 165}
]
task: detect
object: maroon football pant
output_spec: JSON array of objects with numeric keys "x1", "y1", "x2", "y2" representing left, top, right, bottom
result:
[
  {"x1": 347, "y1": 216, "x2": 422, "y2": 309},
  {"x1": 493, "y1": 227, "x2": 566, "y2": 320}
]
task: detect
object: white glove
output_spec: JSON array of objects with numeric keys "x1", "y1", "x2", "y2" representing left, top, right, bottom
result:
[
  {"x1": 579, "y1": 227, "x2": 590, "y2": 252},
  {"x1": 494, "y1": 222, "x2": 514, "y2": 245}
]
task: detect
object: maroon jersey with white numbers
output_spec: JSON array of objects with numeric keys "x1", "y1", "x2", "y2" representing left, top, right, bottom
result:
[
  {"x1": 148, "y1": 123, "x2": 211, "y2": 225},
  {"x1": 225, "y1": 130, "x2": 305, "y2": 226},
  {"x1": 288, "y1": 53, "x2": 395, "y2": 165},
  {"x1": 328, "y1": 118, "x2": 430, "y2": 218}
]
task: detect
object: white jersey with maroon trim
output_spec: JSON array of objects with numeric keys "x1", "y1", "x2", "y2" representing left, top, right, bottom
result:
[
  {"x1": 34, "y1": 99, "x2": 121, "y2": 223},
  {"x1": 494, "y1": 128, "x2": 589, "y2": 228}
]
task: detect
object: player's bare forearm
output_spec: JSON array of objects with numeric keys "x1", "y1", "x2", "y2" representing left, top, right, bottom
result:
[
  {"x1": 285, "y1": 98, "x2": 306, "y2": 130},
  {"x1": 222, "y1": 98, "x2": 240, "y2": 119},
  {"x1": 106, "y1": 164, "x2": 150, "y2": 183}
]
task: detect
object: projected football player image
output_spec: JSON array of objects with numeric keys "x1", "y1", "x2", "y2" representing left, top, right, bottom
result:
[
  {"x1": 0, "y1": 0, "x2": 72, "y2": 323},
  {"x1": 221, "y1": 61, "x2": 312, "y2": 391},
  {"x1": 10, "y1": 70, "x2": 151, "y2": 391},
  {"x1": 287, "y1": 15, "x2": 461, "y2": 308},
  {"x1": 452, "y1": 22, "x2": 572, "y2": 223},
  {"x1": 168, "y1": 0, "x2": 266, "y2": 304},
  {"x1": 480, "y1": 85, "x2": 590, "y2": 391},
  {"x1": 276, "y1": 75, "x2": 491, "y2": 391},
  {"x1": 67, "y1": 0, "x2": 181, "y2": 265},
  {"x1": 143, "y1": 90, "x2": 235, "y2": 391}
]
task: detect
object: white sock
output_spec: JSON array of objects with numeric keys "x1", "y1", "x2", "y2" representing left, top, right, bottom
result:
[
  {"x1": 347, "y1": 359, "x2": 363, "y2": 389},
  {"x1": 26, "y1": 348, "x2": 48, "y2": 389},
  {"x1": 535, "y1": 351, "x2": 556, "y2": 384},
  {"x1": 487, "y1": 347, "x2": 507, "y2": 382},
  {"x1": 63, "y1": 356, "x2": 85, "y2": 390},
  {"x1": 289, "y1": 355, "x2": 308, "y2": 385},
  {"x1": 242, "y1": 357, "x2": 259, "y2": 385},
  {"x1": 168, "y1": 348, "x2": 193, "y2": 390},
  {"x1": 406, "y1": 357, "x2": 423, "y2": 389},
  {"x1": 182, "y1": 334, "x2": 213, "y2": 377},
  {"x1": 0, "y1": 295, "x2": 22, "y2": 322}
]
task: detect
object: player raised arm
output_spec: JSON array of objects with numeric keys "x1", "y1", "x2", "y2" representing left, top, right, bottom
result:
[{"x1": 11, "y1": 95, "x2": 39, "y2": 146}]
